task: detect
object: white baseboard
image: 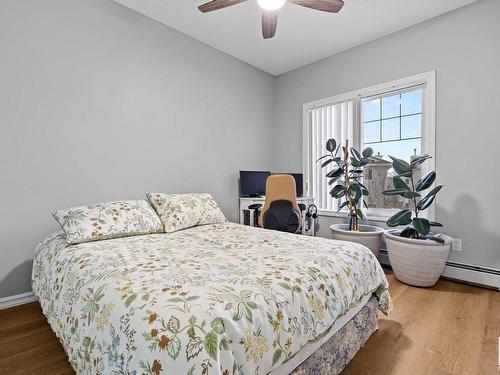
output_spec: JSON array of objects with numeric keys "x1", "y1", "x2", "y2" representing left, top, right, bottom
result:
[
  {"x1": 0, "y1": 291, "x2": 38, "y2": 310},
  {"x1": 378, "y1": 249, "x2": 500, "y2": 290}
]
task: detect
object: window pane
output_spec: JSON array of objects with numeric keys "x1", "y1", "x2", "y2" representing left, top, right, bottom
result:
[
  {"x1": 363, "y1": 99, "x2": 380, "y2": 122},
  {"x1": 363, "y1": 167, "x2": 415, "y2": 210},
  {"x1": 401, "y1": 89, "x2": 422, "y2": 115},
  {"x1": 361, "y1": 86, "x2": 425, "y2": 212},
  {"x1": 381, "y1": 118, "x2": 399, "y2": 141},
  {"x1": 363, "y1": 164, "x2": 406, "y2": 210},
  {"x1": 364, "y1": 121, "x2": 380, "y2": 143},
  {"x1": 382, "y1": 94, "x2": 400, "y2": 119},
  {"x1": 368, "y1": 138, "x2": 421, "y2": 162},
  {"x1": 401, "y1": 114, "x2": 421, "y2": 139}
]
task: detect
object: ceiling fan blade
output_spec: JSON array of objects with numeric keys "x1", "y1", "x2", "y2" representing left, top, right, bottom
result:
[
  {"x1": 262, "y1": 10, "x2": 278, "y2": 39},
  {"x1": 198, "y1": 0, "x2": 247, "y2": 13},
  {"x1": 289, "y1": 0, "x2": 344, "y2": 13}
]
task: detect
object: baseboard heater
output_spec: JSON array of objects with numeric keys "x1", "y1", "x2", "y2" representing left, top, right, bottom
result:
[{"x1": 378, "y1": 249, "x2": 500, "y2": 290}]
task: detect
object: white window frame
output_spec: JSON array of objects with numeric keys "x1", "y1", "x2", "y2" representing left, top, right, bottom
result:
[{"x1": 303, "y1": 71, "x2": 436, "y2": 222}]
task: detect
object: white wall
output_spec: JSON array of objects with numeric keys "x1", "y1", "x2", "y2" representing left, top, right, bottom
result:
[
  {"x1": 272, "y1": 0, "x2": 500, "y2": 269},
  {"x1": 0, "y1": 0, "x2": 275, "y2": 297}
]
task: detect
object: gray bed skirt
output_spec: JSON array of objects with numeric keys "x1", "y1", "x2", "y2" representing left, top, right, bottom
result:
[{"x1": 290, "y1": 295, "x2": 378, "y2": 375}]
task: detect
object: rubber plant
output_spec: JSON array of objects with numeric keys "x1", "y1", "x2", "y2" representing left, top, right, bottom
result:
[
  {"x1": 317, "y1": 138, "x2": 374, "y2": 231},
  {"x1": 382, "y1": 154, "x2": 445, "y2": 243}
]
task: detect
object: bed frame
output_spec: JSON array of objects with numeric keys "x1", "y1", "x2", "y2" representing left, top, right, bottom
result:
[{"x1": 291, "y1": 296, "x2": 378, "y2": 375}]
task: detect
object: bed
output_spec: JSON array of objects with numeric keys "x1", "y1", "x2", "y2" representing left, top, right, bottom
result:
[{"x1": 32, "y1": 222, "x2": 391, "y2": 375}]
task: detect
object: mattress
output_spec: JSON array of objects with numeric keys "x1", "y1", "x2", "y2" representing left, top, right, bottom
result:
[{"x1": 32, "y1": 222, "x2": 391, "y2": 375}]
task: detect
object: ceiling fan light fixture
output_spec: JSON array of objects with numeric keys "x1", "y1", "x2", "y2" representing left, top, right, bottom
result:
[
  {"x1": 257, "y1": 0, "x2": 286, "y2": 11},
  {"x1": 198, "y1": 0, "x2": 345, "y2": 39}
]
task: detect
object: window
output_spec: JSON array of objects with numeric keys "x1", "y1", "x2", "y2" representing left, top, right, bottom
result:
[
  {"x1": 362, "y1": 88, "x2": 423, "y2": 161},
  {"x1": 361, "y1": 88, "x2": 423, "y2": 212},
  {"x1": 303, "y1": 71, "x2": 436, "y2": 221}
]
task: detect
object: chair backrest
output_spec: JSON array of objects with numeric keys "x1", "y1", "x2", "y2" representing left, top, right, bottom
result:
[{"x1": 258, "y1": 174, "x2": 301, "y2": 231}]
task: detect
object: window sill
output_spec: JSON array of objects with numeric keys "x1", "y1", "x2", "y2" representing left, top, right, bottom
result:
[
  {"x1": 317, "y1": 209, "x2": 391, "y2": 223},
  {"x1": 318, "y1": 209, "x2": 434, "y2": 223}
]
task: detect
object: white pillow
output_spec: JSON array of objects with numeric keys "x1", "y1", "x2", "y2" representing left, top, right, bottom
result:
[{"x1": 53, "y1": 200, "x2": 163, "y2": 244}]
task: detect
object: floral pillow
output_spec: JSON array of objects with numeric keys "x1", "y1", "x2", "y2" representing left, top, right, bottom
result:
[
  {"x1": 53, "y1": 200, "x2": 164, "y2": 244},
  {"x1": 146, "y1": 193, "x2": 227, "y2": 233}
]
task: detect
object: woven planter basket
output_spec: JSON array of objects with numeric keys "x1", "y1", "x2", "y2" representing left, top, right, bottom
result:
[{"x1": 385, "y1": 230, "x2": 451, "y2": 287}]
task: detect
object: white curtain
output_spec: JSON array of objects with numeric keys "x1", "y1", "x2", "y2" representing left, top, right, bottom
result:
[{"x1": 309, "y1": 100, "x2": 354, "y2": 211}]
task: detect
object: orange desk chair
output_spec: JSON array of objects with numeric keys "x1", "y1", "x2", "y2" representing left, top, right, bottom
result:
[{"x1": 249, "y1": 174, "x2": 306, "y2": 233}]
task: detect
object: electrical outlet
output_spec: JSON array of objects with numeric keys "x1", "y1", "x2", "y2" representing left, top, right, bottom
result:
[{"x1": 451, "y1": 238, "x2": 462, "y2": 252}]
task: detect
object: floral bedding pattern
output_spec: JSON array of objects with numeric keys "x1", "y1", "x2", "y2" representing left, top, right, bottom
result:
[
  {"x1": 53, "y1": 200, "x2": 164, "y2": 244},
  {"x1": 32, "y1": 222, "x2": 391, "y2": 375},
  {"x1": 146, "y1": 193, "x2": 227, "y2": 233}
]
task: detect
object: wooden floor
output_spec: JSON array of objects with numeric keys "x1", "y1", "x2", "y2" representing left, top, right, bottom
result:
[
  {"x1": 1, "y1": 274, "x2": 499, "y2": 375},
  {"x1": 343, "y1": 273, "x2": 500, "y2": 375}
]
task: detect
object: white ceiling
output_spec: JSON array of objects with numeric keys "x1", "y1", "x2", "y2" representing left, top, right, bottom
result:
[{"x1": 113, "y1": 0, "x2": 478, "y2": 76}]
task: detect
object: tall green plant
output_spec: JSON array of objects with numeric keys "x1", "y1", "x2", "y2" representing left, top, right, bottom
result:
[
  {"x1": 382, "y1": 154, "x2": 445, "y2": 243},
  {"x1": 318, "y1": 138, "x2": 374, "y2": 231}
]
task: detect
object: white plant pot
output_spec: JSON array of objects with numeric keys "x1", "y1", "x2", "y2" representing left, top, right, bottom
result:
[
  {"x1": 330, "y1": 224, "x2": 384, "y2": 257},
  {"x1": 385, "y1": 230, "x2": 452, "y2": 287}
]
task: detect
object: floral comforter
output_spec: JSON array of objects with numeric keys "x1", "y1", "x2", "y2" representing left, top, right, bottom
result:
[{"x1": 32, "y1": 222, "x2": 391, "y2": 375}]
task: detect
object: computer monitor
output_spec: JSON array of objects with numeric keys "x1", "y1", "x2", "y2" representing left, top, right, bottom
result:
[
  {"x1": 271, "y1": 173, "x2": 304, "y2": 197},
  {"x1": 291, "y1": 173, "x2": 304, "y2": 197},
  {"x1": 239, "y1": 171, "x2": 270, "y2": 197}
]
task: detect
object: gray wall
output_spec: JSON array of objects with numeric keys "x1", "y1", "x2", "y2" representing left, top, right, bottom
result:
[
  {"x1": 1, "y1": 0, "x2": 499, "y2": 299},
  {"x1": 272, "y1": 0, "x2": 500, "y2": 269},
  {"x1": 0, "y1": 0, "x2": 275, "y2": 297}
]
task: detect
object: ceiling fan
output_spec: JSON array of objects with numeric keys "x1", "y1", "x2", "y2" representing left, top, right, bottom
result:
[{"x1": 197, "y1": 0, "x2": 345, "y2": 39}]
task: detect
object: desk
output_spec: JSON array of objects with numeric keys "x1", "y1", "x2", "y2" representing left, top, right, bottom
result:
[{"x1": 239, "y1": 197, "x2": 316, "y2": 236}]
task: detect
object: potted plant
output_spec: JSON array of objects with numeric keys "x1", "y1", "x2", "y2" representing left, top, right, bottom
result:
[
  {"x1": 382, "y1": 154, "x2": 451, "y2": 287},
  {"x1": 318, "y1": 138, "x2": 384, "y2": 256}
]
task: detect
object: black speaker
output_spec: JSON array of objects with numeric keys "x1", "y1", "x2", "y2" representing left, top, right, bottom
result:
[{"x1": 243, "y1": 209, "x2": 251, "y2": 226}]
